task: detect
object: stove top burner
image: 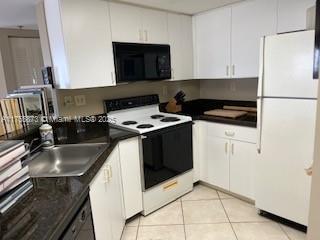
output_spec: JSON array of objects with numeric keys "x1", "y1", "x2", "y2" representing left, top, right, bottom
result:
[
  {"x1": 122, "y1": 121, "x2": 138, "y2": 125},
  {"x1": 151, "y1": 114, "x2": 165, "y2": 119},
  {"x1": 160, "y1": 117, "x2": 180, "y2": 122},
  {"x1": 137, "y1": 124, "x2": 154, "y2": 129}
]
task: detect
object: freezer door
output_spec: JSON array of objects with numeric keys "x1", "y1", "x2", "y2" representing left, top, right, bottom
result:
[
  {"x1": 261, "y1": 30, "x2": 318, "y2": 99},
  {"x1": 256, "y1": 98, "x2": 316, "y2": 226}
]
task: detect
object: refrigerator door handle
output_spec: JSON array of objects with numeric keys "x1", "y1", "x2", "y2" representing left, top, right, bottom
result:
[
  {"x1": 258, "y1": 37, "x2": 265, "y2": 98},
  {"x1": 257, "y1": 98, "x2": 263, "y2": 154},
  {"x1": 257, "y1": 37, "x2": 265, "y2": 154}
]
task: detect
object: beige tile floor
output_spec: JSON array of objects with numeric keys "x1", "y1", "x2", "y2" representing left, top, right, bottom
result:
[{"x1": 121, "y1": 184, "x2": 307, "y2": 240}]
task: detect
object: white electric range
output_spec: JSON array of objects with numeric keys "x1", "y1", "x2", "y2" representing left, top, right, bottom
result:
[
  {"x1": 107, "y1": 104, "x2": 192, "y2": 134},
  {"x1": 105, "y1": 95, "x2": 194, "y2": 215}
]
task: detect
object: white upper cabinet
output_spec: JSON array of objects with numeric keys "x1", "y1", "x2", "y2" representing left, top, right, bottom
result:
[
  {"x1": 231, "y1": 0, "x2": 277, "y2": 78},
  {"x1": 277, "y1": 0, "x2": 316, "y2": 33},
  {"x1": 194, "y1": 7, "x2": 232, "y2": 79},
  {"x1": 193, "y1": 0, "x2": 280, "y2": 79},
  {"x1": 142, "y1": 8, "x2": 168, "y2": 44},
  {"x1": 109, "y1": 3, "x2": 143, "y2": 43},
  {"x1": 109, "y1": 2, "x2": 168, "y2": 44},
  {"x1": 168, "y1": 13, "x2": 193, "y2": 80},
  {"x1": 43, "y1": 0, "x2": 115, "y2": 89}
]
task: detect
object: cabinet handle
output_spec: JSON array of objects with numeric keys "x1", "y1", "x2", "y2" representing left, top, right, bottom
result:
[
  {"x1": 111, "y1": 72, "x2": 116, "y2": 85},
  {"x1": 108, "y1": 166, "x2": 112, "y2": 179},
  {"x1": 144, "y1": 30, "x2": 148, "y2": 42},
  {"x1": 305, "y1": 165, "x2": 313, "y2": 176},
  {"x1": 225, "y1": 142, "x2": 228, "y2": 154},
  {"x1": 231, "y1": 143, "x2": 234, "y2": 155},
  {"x1": 139, "y1": 29, "x2": 143, "y2": 41},
  {"x1": 104, "y1": 166, "x2": 110, "y2": 183},
  {"x1": 226, "y1": 66, "x2": 230, "y2": 76},
  {"x1": 32, "y1": 68, "x2": 37, "y2": 84},
  {"x1": 232, "y1": 65, "x2": 235, "y2": 76}
]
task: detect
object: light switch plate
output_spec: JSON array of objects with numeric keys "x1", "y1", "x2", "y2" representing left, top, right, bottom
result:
[
  {"x1": 75, "y1": 95, "x2": 86, "y2": 106},
  {"x1": 64, "y1": 96, "x2": 74, "y2": 107}
]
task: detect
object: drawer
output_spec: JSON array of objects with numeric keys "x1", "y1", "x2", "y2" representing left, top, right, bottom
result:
[
  {"x1": 142, "y1": 171, "x2": 193, "y2": 215},
  {"x1": 205, "y1": 121, "x2": 257, "y2": 143}
]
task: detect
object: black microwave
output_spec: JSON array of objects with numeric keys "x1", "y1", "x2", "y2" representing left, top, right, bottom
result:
[{"x1": 113, "y1": 42, "x2": 171, "y2": 83}]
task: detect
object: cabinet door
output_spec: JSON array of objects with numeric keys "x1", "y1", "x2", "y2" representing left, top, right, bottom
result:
[
  {"x1": 109, "y1": 3, "x2": 143, "y2": 43},
  {"x1": 194, "y1": 7, "x2": 231, "y2": 79},
  {"x1": 181, "y1": 15, "x2": 194, "y2": 80},
  {"x1": 142, "y1": 8, "x2": 168, "y2": 44},
  {"x1": 119, "y1": 137, "x2": 143, "y2": 219},
  {"x1": 107, "y1": 148, "x2": 125, "y2": 240},
  {"x1": 192, "y1": 121, "x2": 200, "y2": 183},
  {"x1": 229, "y1": 140, "x2": 256, "y2": 199},
  {"x1": 205, "y1": 136, "x2": 230, "y2": 190},
  {"x1": 59, "y1": 0, "x2": 115, "y2": 88},
  {"x1": 277, "y1": 0, "x2": 316, "y2": 33},
  {"x1": 168, "y1": 13, "x2": 194, "y2": 81},
  {"x1": 10, "y1": 37, "x2": 44, "y2": 86},
  {"x1": 89, "y1": 163, "x2": 112, "y2": 240},
  {"x1": 231, "y1": 0, "x2": 277, "y2": 78},
  {"x1": 168, "y1": 13, "x2": 183, "y2": 81}
]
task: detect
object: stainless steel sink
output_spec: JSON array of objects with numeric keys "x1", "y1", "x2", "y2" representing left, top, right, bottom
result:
[{"x1": 28, "y1": 143, "x2": 109, "y2": 177}]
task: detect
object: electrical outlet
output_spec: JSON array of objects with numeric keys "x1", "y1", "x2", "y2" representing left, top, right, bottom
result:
[
  {"x1": 75, "y1": 95, "x2": 86, "y2": 106},
  {"x1": 64, "y1": 96, "x2": 74, "y2": 107}
]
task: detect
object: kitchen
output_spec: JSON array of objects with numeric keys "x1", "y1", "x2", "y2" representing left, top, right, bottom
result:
[{"x1": 0, "y1": 0, "x2": 319, "y2": 239}]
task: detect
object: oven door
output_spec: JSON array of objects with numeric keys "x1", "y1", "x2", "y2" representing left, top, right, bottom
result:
[{"x1": 142, "y1": 123, "x2": 193, "y2": 190}]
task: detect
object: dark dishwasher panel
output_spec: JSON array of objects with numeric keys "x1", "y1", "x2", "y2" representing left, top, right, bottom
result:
[
  {"x1": 142, "y1": 123, "x2": 193, "y2": 190},
  {"x1": 61, "y1": 197, "x2": 95, "y2": 240}
]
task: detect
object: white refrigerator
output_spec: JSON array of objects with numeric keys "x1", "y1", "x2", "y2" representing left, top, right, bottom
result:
[{"x1": 256, "y1": 30, "x2": 318, "y2": 226}]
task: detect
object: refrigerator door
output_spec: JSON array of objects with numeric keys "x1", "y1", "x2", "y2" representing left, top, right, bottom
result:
[
  {"x1": 256, "y1": 98, "x2": 316, "y2": 225},
  {"x1": 260, "y1": 30, "x2": 317, "y2": 99}
]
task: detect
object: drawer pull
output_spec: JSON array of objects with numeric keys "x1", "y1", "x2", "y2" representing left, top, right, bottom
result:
[
  {"x1": 163, "y1": 180, "x2": 178, "y2": 191},
  {"x1": 305, "y1": 166, "x2": 313, "y2": 176},
  {"x1": 225, "y1": 131, "x2": 235, "y2": 137},
  {"x1": 225, "y1": 142, "x2": 228, "y2": 154}
]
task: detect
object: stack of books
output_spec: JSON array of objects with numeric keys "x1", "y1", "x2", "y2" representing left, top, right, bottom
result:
[
  {"x1": 0, "y1": 85, "x2": 57, "y2": 137},
  {"x1": 0, "y1": 98, "x2": 25, "y2": 136},
  {"x1": 0, "y1": 140, "x2": 33, "y2": 214}
]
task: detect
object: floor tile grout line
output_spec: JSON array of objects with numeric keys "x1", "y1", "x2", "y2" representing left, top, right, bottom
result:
[
  {"x1": 180, "y1": 199, "x2": 187, "y2": 240},
  {"x1": 220, "y1": 198, "x2": 239, "y2": 240},
  {"x1": 135, "y1": 215, "x2": 141, "y2": 240},
  {"x1": 278, "y1": 223, "x2": 292, "y2": 240}
]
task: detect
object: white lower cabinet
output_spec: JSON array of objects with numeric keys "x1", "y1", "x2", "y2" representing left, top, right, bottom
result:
[
  {"x1": 204, "y1": 136, "x2": 230, "y2": 190},
  {"x1": 201, "y1": 121, "x2": 257, "y2": 200},
  {"x1": 193, "y1": 121, "x2": 207, "y2": 183},
  {"x1": 118, "y1": 137, "x2": 143, "y2": 219},
  {"x1": 229, "y1": 140, "x2": 256, "y2": 200},
  {"x1": 90, "y1": 146, "x2": 125, "y2": 240}
]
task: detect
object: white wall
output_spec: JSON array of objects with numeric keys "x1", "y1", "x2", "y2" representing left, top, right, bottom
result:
[
  {"x1": 200, "y1": 78, "x2": 258, "y2": 101},
  {"x1": 56, "y1": 80, "x2": 200, "y2": 116},
  {"x1": 56, "y1": 78, "x2": 258, "y2": 116},
  {"x1": 0, "y1": 49, "x2": 7, "y2": 98}
]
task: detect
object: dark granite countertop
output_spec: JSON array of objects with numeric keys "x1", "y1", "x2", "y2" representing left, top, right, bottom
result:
[
  {"x1": 160, "y1": 99, "x2": 257, "y2": 128},
  {"x1": 0, "y1": 123, "x2": 138, "y2": 240}
]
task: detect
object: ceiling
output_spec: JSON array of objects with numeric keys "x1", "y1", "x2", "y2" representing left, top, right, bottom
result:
[
  {"x1": 113, "y1": 0, "x2": 245, "y2": 14},
  {"x1": 0, "y1": 0, "x2": 37, "y2": 29}
]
